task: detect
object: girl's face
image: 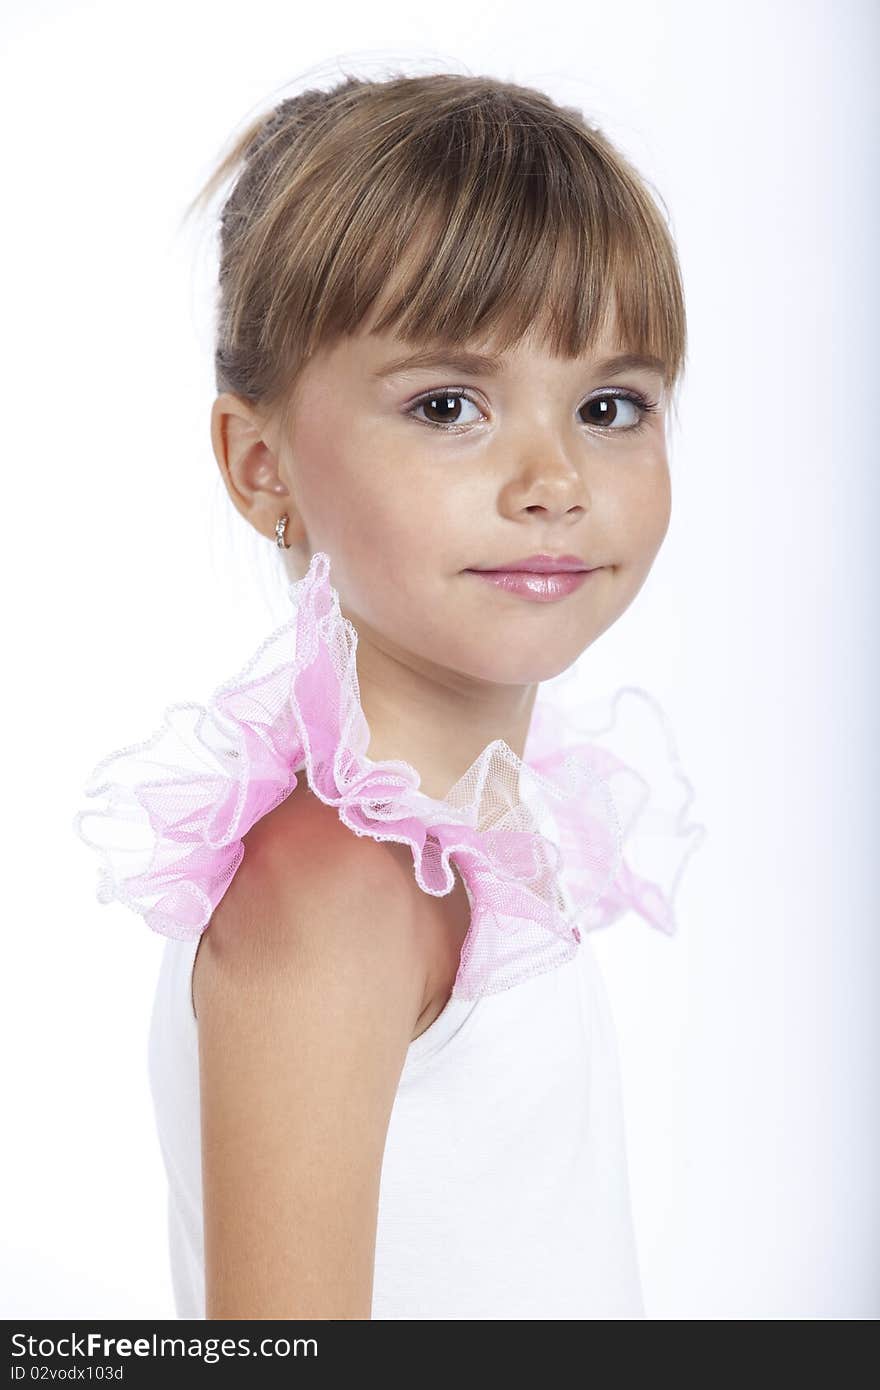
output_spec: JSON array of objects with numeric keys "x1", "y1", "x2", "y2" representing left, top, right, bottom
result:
[{"x1": 223, "y1": 313, "x2": 672, "y2": 689}]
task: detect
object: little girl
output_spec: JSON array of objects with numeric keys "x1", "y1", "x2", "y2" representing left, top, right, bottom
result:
[{"x1": 74, "y1": 71, "x2": 704, "y2": 1321}]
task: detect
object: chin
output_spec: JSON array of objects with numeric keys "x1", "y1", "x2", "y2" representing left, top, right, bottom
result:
[{"x1": 459, "y1": 647, "x2": 588, "y2": 687}]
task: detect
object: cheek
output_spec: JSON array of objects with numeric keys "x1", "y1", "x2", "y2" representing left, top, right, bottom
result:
[
  {"x1": 291, "y1": 443, "x2": 456, "y2": 592},
  {"x1": 613, "y1": 457, "x2": 672, "y2": 560},
  {"x1": 288, "y1": 433, "x2": 395, "y2": 551},
  {"x1": 646, "y1": 469, "x2": 672, "y2": 549}
]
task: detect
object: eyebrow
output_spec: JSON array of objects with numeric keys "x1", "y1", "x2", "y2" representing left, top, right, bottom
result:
[{"x1": 371, "y1": 348, "x2": 668, "y2": 381}]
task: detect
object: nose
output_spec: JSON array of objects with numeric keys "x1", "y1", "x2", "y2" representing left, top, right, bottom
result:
[{"x1": 503, "y1": 441, "x2": 591, "y2": 519}]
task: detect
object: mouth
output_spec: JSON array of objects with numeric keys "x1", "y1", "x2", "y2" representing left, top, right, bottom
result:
[
  {"x1": 463, "y1": 566, "x2": 603, "y2": 602},
  {"x1": 467, "y1": 554, "x2": 592, "y2": 574}
]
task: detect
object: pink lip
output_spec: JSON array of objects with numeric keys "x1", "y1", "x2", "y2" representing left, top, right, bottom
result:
[
  {"x1": 464, "y1": 568, "x2": 601, "y2": 602},
  {"x1": 470, "y1": 554, "x2": 590, "y2": 574}
]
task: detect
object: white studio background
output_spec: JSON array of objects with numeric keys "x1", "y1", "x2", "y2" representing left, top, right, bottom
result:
[{"x1": 0, "y1": 0, "x2": 874, "y2": 1321}]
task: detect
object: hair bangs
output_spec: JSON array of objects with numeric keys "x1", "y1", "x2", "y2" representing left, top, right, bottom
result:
[{"x1": 190, "y1": 73, "x2": 687, "y2": 437}]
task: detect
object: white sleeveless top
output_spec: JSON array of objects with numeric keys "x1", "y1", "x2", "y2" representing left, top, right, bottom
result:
[{"x1": 147, "y1": 926, "x2": 646, "y2": 1321}]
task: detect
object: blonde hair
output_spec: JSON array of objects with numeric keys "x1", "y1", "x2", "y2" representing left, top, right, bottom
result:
[{"x1": 185, "y1": 71, "x2": 687, "y2": 439}]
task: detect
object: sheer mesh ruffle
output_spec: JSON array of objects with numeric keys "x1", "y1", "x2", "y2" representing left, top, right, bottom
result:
[{"x1": 73, "y1": 550, "x2": 706, "y2": 1000}]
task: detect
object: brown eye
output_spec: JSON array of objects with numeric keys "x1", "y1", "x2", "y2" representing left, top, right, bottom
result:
[
  {"x1": 580, "y1": 394, "x2": 644, "y2": 428},
  {"x1": 407, "y1": 390, "x2": 483, "y2": 428}
]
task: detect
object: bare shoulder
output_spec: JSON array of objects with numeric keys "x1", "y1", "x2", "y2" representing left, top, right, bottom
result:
[
  {"x1": 191, "y1": 784, "x2": 434, "y2": 1318},
  {"x1": 193, "y1": 783, "x2": 431, "y2": 1021}
]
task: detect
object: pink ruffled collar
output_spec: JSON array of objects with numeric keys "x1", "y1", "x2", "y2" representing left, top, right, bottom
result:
[{"x1": 73, "y1": 550, "x2": 705, "y2": 1000}]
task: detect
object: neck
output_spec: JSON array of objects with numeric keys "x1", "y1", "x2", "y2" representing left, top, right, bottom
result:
[{"x1": 351, "y1": 622, "x2": 539, "y2": 808}]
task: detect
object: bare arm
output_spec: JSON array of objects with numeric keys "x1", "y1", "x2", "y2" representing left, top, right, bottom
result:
[{"x1": 192, "y1": 791, "x2": 430, "y2": 1319}]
